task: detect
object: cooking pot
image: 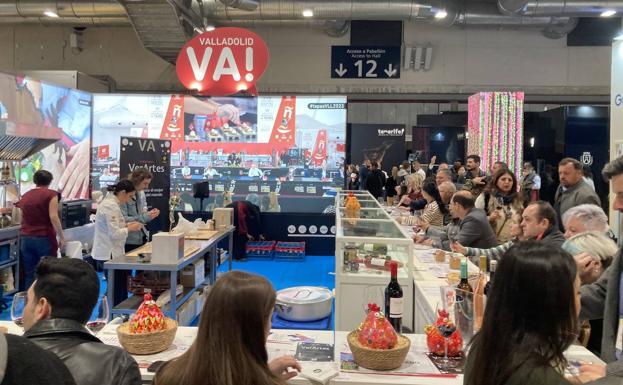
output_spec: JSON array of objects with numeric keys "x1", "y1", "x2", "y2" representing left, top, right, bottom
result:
[{"x1": 275, "y1": 286, "x2": 333, "y2": 322}]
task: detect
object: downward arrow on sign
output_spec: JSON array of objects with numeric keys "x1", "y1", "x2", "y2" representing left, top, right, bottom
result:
[
  {"x1": 334, "y1": 63, "x2": 347, "y2": 77},
  {"x1": 384, "y1": 63, "x2": 397, "y2": 77}
]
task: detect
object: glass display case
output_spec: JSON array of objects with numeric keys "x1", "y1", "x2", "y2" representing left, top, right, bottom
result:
[{"x1": 335, "y1": 191, "x2": 414, "y2": 332}]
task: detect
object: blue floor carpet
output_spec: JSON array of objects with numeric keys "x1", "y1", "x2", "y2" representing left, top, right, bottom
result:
[{"x1": 0, "y1": 256, "x2": 336, "y2": 325}]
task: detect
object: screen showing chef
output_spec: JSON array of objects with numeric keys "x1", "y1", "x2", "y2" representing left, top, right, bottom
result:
[
  {"x1": 91, "y1": 94, "x2": 346, "y2": 213},
  {"x1": 0, "y1": 72, "x2": 92, "y2": 200}
]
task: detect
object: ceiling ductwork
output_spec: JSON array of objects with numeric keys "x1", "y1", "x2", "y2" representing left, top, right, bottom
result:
[
  {"x1": 116, "y1": 0, "x2": 200, "y2": 63},
  {"x1": 498, "y1": 0, "x2": 623, "y2": 17},
  {"x1": 0, "y1": 0, "x2": 126, "y2": 17},
  {"x1": 0, "y1": 0, "x2": 594, "y2": 64},
  {"x1": 221, "y1": 19, "x2": 351, "y2": 36},
  {"x1": 203, "y1": 0, "x2": 442, "y2": 21},
  {"x1": 0, "y1": 16, "x2": 129, "y2": 26},
  {"x1": 218, "y1": 0, "x2": 258, "y2": 11}
]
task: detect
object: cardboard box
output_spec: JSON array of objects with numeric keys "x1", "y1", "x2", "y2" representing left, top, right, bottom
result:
[
  {"x1": 213, "y1": 208, "x2": 233, "y2": 230},
  {"x1": 181, "y1": 259, "x2": 205, "y2": 288},
  {"x1": 151, "y1": 232, "x2": 185, "y2": 263},
  {"x1": 176, "y1": 297, "x2": 197, "y2": 326}
]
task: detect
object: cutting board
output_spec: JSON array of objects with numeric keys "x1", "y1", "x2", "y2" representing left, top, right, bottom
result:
[
  {"x1": 126, "y1": 243, "x2": 200, "y2": 258},
  {"x1": 185, "y1": 230, "x2": 218, "y2": 240}
]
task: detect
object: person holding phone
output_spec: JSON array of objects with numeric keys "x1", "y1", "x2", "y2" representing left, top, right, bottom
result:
[
  {"x1": 153, "y1": 271, "x2": 300, "y2": 385},
  {"x1": 92, "y1": 179, "x2": 143, "y2": 306},
  {"x1": 121, "y1": 168, "x2": 160, "y2": 252}
]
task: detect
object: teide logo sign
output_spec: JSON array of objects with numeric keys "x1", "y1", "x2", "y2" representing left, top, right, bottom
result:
[{"x1": 377, "y1": 128, "x2": 405, "y2": 137}]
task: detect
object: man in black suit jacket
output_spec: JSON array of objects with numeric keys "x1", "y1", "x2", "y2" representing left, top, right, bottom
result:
[{"x1": 420, "y1": 190, "x2": 498, "y2": 251}]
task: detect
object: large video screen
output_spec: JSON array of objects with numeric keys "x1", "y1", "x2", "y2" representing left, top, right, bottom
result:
[
  {"x1": 92, "y1": 94, "x2": 346, "y2": 213},
  {"x1": 0, "y1": 72, "x2": 92, "y2": 200}
]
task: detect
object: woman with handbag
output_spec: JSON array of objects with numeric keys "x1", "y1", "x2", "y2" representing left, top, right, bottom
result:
[{"x1": 475, "y1": 169, "x2": 523, "y2": 244}]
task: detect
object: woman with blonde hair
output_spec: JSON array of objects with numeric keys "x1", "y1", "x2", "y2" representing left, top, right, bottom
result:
[
  {"x1": 562, "y1": 231, "x2": 616, "y2": 285},
  {"x1": 154, "y1": 271, "x2": 300, "y2": 385},
  {"x1": 398, "y1": 173, "x2": 424, "y2": 207}
]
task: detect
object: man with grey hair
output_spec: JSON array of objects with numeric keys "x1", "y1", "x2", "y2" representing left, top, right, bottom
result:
[
  {"x1": 435, "y1": 168, "x2": 453, "y2": 186},
  {"x1": 562, "y1": 203, "x2": 610, "y2": 239},
  {"x1": 576, "y1": 155, "x2": 623, "y2": 383},
  {"x1": 438, "y1": 181, "x2": 456, "y2": 226}
]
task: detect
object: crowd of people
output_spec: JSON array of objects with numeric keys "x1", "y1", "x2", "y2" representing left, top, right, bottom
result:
[
  {"x1": 6, "y1": 154, "x2": 623, "y2": 385},
  {"x1": 348, "y1": 154, "x2": 623, "y2": 384}
]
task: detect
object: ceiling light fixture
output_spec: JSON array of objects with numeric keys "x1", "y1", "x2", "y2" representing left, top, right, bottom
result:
[
  {"x1": 434, "y1": 10, "x2": 447, "y2": 19},
  {"x1": 302, "y1": 9, "x2": 314, "y2": 18},
  {"x1": 601, "y1": 10, "x2": 616, "y2": 17},
  {"x1": 43, "y1": 11, "x2": 59, "y2": 18}
]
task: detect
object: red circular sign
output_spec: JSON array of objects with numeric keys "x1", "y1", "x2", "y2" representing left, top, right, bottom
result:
[{"x1": 176, "y1": 27, "x2": 269, "y2": 96}]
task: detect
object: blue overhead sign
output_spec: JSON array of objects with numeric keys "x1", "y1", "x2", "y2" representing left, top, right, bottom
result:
[{"x1": 331, "y1": 46, "x2": 401, "y2": 79}]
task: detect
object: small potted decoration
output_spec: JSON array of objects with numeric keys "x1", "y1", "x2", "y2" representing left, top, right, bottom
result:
[
  {"x1": 346, "y1": 303, "x2": 411, "y2": 370},
  {"x1": 344, "y1": 192, "x2": 361, "y2": 221},
  {"x1": 424, "y1": 309, "x2": 463, "y2": 357},
  {"x1": 117, "y1": 294, "x2": 178, "y2": 355}
]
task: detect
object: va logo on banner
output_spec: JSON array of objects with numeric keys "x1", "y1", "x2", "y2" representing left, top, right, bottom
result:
[{"x1": 176, "y1": 27, "x2": 269, "y2": 96}]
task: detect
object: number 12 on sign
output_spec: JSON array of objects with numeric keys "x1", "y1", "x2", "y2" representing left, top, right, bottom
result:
[{"x1": 355, "y1": 60, "x2": 377, "y2": 78}]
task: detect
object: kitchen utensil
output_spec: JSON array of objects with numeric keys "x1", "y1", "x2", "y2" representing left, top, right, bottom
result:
[{"x1": 275, "y1": 286, "x2": 333, "y2": 322}]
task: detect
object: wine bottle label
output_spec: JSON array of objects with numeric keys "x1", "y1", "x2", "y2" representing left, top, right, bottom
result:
[
  {"x1": 370, "y1": 258, "x2": 386, "y2": 267},
  {"x1": 389, "y1": 297, "x2": 403, "y2": 317},
  {"x1": 364, "y1": 244, "x2": 374, "y2": 252}
]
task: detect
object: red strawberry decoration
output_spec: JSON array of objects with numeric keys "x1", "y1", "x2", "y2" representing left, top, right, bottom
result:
[
  {"x1": 357, "y1": 303, "x2": 398, "y2": 349},
  {"x1": 424, "y1": 309, "x2": 463, "y2": 356},
  {"x1": 130, "y1": 293, "x2": 166, "y2": 334}
]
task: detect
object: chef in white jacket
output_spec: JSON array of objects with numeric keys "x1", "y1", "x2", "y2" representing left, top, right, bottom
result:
[{"x1": 92, "y1": 179, "x2": 143, "y2": 305}]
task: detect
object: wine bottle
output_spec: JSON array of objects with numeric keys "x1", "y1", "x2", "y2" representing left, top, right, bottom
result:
[
  {"x1": 456, "y1": 258, "x2": 473, "y2": 294},
  {"x1": 474, "y1": 256, "x2": 487, "y2": 331},
  {"x1": 384, "y1": 262, "x2": 403, "y2": 333},
  {"x1": 484, "y1": 260, "x2": 497, "y2": 296}
]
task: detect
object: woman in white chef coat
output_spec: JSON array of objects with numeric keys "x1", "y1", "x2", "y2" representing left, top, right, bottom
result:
[{"x1": 92, "y1": 179, "x2": 143, "y2": 305}]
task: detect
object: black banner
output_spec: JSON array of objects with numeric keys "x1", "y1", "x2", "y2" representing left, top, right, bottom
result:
[
  {"x1": 119, "y1": 137, "x2": 171, "y2": 233},
  {"x1": 347, "y1": 124, "x2": 406, "y2": 174}
]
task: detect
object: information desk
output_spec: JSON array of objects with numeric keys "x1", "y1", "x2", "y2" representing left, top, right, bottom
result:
[
  {"x1": 103, "y1": 227, "x2": 234, "y2": 323},
  {"x1": 85, "y1": 322, "x2": 603, "y2": 385}
]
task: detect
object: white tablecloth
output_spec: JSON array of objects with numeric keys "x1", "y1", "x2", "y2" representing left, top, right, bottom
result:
[{"x1": 0, "y1": 316, "x2": 604, "y2": 385}]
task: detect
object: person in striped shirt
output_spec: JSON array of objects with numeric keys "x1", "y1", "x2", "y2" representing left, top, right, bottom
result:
[{"x1": 450, "y1": 210, "x2": 524, "y2": 264}]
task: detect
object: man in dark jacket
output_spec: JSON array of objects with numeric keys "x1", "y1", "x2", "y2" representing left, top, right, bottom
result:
[
  {"x1": 520, "y1": 200, "x2": 565, "y2": 248},
  {"x1": 0, "y1": 333, "x2": 76, "y2": 385},
  {"x1": 554, "y1": 157, "x2": 601, "y2": 230},
  {"x1": 576, "y1": 156, "x2": 623, "y2": 383},
  {"x1": 22, "y1": 258, "x2": 141, "y2": 385},
  {"x1": 420, "y1": 191, "x2": 497, "y2": 251},
  {"x1": 364, "y1": 161, "x2": 386, "y2": 200}
]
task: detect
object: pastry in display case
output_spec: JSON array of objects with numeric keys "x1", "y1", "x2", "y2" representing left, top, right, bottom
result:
[{"x1": 335, "y1": 191, "x2": 414, "y2": 332}]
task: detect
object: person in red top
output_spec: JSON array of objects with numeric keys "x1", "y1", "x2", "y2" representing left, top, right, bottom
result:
[{"x1": 16, "y1": 170, "x2": 64, "y2": 290}]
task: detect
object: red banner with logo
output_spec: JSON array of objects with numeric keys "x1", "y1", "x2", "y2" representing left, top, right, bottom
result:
[{"x1": 176, "y1": 27, "x2": 269, "y2": 96}]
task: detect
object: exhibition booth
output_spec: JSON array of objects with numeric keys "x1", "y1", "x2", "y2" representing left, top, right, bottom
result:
[{"x1": 0, "y1": 23, "x2": 617, "y2": 384}]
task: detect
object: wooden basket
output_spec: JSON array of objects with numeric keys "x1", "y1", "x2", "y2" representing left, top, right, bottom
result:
[
  {"x1": 116, "y1": 318, "x2": 178, "y2": 355},
  {"x1": 347, "y1": 331, "x2": 411, "y2": 371}
]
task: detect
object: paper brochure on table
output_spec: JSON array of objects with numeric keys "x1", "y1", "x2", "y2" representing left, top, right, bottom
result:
[
  {"x1": 415, "y1": 249, "x2": 437, "y2": 264},
  {"x1": 267, "y1": 333, "x2": 339, "y2": 384}
]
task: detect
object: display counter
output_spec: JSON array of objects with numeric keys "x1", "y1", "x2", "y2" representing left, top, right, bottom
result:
[{"x1": 334, "y1": 191, "x2": 414, "y2": 332}]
